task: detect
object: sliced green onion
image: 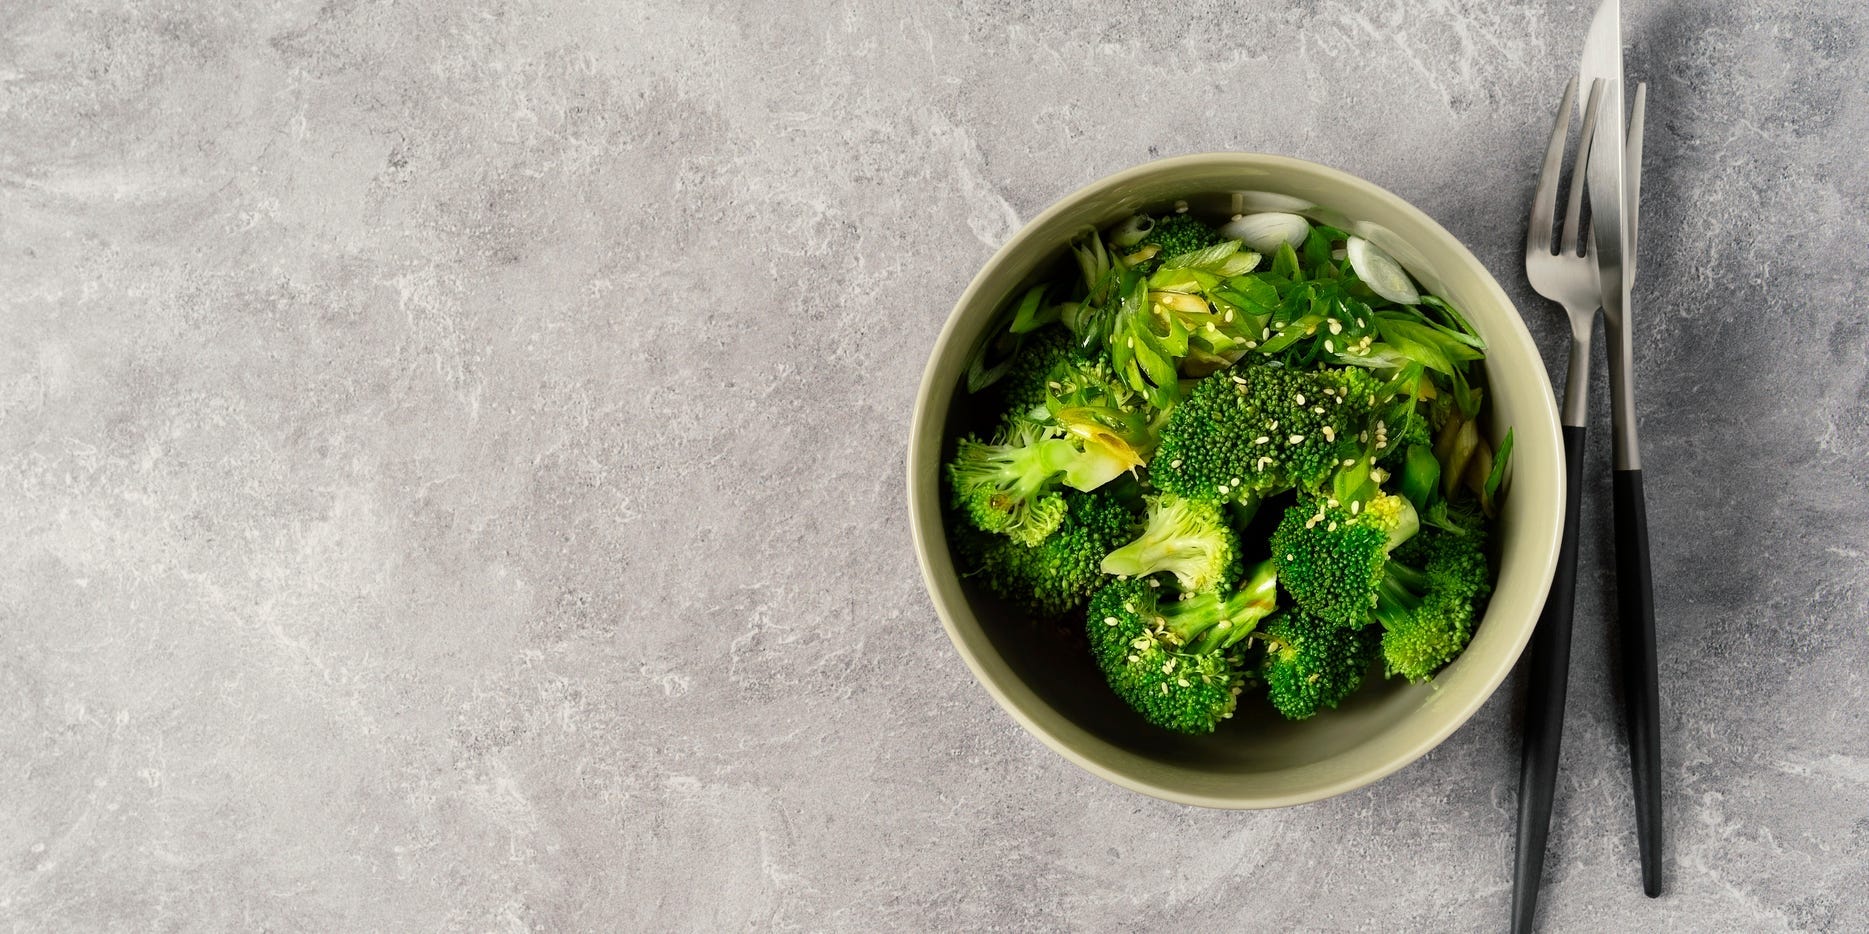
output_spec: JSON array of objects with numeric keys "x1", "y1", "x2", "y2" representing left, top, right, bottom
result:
[{"x1": 1345, "y1": 236, "x2": 1421, "y2": 306}]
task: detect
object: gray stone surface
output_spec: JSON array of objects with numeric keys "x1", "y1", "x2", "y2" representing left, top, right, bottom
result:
[{"x1": 2, "y1": 0, "x2": 1865, "y2": 929}]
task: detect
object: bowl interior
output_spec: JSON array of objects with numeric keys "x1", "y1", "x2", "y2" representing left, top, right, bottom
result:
[{"x1": 909, "y1": 155, "x2": 1561, "y2": 808}]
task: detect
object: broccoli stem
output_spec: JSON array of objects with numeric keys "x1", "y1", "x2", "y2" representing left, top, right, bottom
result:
[{"x1": 1164, "y1": 559, "x2": 1279, "y2": 654}]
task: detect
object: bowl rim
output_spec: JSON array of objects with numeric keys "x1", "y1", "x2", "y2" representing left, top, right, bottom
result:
[{"x1": 907, "y1": 152, "x2": 1562, "y2": 808}]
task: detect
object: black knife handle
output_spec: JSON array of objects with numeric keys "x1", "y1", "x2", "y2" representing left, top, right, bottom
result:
[
  {"x1": 1614, "y1": 468, "x2": 1663, "y2": 897},
  {"x1": 1511, "y1": 424, "x2": 1586, "y2": 934}
]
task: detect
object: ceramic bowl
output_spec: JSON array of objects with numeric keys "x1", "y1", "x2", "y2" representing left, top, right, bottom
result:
[{"x1": 906, "y1": 153, "x2": 1561, "y2": 808}]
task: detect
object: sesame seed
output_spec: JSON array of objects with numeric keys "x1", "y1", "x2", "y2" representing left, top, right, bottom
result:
[
  {"x1": 1322, "y1": 426, "x2": 1336, "y2": 441},
  {"x1": 1224, "y1": 309, "x2": 1235, "y2": 323},
  {"x1": 1356, "y1": 317, "x2": 1366, "y2": 328},
  {"x1": 1104, "y1": 617, "x2": 1120, "y2": 626},
  {"x1": 1127, "y1": 336, "x2": 1135, "y2": 348},
  {"x1": 1128, "y1": 655, "x2": 1139, "y2": 664},
  {"x1": 1324, "y1": 339, "x2": 1335, "y2": 353},
  {"x1": 1262, "y1": 327, "x2": 1272, "y2": 340},
  {"x1": 1146, "y1": 578, "x2": 1160, "y2": 588},
  {"x1": 1170, "y1": 458, "x2": 1183, "y2": 469},
  {"x1": 1328, "y1": 521, "x2": 1338, "y2": 532},
  {"x1": 1313, "y1": 406, "x2": 1326, "y2": 415},
  {"x1": 1305, "y1": 324, "x2": 1317, "y2": 335},
  {"x1": 1351, "y1": 500, "x2": 1362, "y2": 515},
  {"x1": 1294, "y1": 393, "x2": 1306, "y2": 405},
  {"x1": 1245, "y1": 341, "x2": 1258, "y2": 349},
  {"x1": 1269, "y1": 420, "x2": 1278, "y2": 430},
  {"x1": 1288, "y1": 434, "x2": 1305, "y2": 444},
  {"x1": 1177, "y1": 678, "x2": 1191, "y2": 688},
  {"x1": 1254, "y1": 436, "x2": 1270, "y2": 445},
  {"x1": 1231, "y1": 477, "x2": 1242, "y2": 485},
  {"x1": 1328, "y1": 319, "x2": 1343, "y2": 334}
]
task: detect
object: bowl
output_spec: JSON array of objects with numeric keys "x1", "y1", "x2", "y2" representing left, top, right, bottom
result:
[{"x1": 906, "y1": 153, "x2": 1563, "y2": 809}]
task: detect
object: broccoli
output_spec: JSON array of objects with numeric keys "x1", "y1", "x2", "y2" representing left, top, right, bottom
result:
[
  {"x1": 956, "y1": 490, "x2": 1136, "y2": 619},
  {"x1": 1374, "y1": 524, "x2": 1493, "y2": 682},
  {"x1": 1269, "y1": 489, "x2": 1418, "y2": 627},
  {"x1": 946, "y1": 416, "x2": 1079, "y2": 544},
  {"x1": 1099, "y1": 493, "x2": 1243, "y2": 593},
  {"x1": 1150, "y1": 364, "x2": 1381, "y2": 502},
  {"x1": 986, "y1": 327, "x2": 1079, "y2": 422},
  {"x1": 1085, "y1": 561, "x2": 1281, "y2": 734},
  {"x1": 1135, "y1": 212, "x2": 1222, "y2": 269},
  {"x1": 1256, "y1": 609, "x2": 1381, "y2": 720}
]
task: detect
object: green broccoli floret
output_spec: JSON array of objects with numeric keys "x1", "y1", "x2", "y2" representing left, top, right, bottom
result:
[
  {"x1": 1136, "y1": 213, "x2": 1222, "y2": 269},
  {"x1": 1269, "y1": 489, "x2": 1418, "y2": 626},
  {"x1": 1374, "y1": 525, "x2": 1493, "y2": 682},
  {"x1": 1099, "y1": 493, "x2": 1242, "y2": 593},
  {"x1": 1257, "y1": 609, "x2": 1381, "y2": 720},
  {"x1": 956, "y1": 491, "x2": 1136, "y2": 619},
  {"x1": 1151, "y1": 364, "x2": 1380, "y2": 502},
  {"x1": 987, "y1": 327, "x2": 1079, "y2": 421},
  {"x1": 1086, "y1": 561, "x2": 1281, "y2": 734},
  {"x1": 947, "y1": 417, "x2": 1073, "y2": 544}
]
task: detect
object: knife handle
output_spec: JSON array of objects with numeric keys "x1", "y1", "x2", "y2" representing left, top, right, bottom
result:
[
  {"x1": 1614, "y1": 467, "x2": 1663, "y2": 896},
  {"x1": 1511, "y1": 424, "x2": 1586, "y2": 934}
]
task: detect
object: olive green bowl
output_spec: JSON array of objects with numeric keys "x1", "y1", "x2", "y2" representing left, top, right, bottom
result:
[{"x1": 906, "y1": 153, "x2": 1563, "y2": 809}]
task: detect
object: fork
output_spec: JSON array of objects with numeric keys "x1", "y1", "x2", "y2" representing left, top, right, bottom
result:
[{"x1": 1511, "y1": 75, "x2": 1607, "y2": 934}]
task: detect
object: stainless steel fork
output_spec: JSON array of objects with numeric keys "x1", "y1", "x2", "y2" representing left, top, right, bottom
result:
[{"x1": 1511, "y1": 75, "x2": 1607, "y2": 934}]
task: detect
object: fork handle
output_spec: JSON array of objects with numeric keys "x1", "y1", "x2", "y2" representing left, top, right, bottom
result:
[
  {"x1": 1614, "y1": 468, "x2": 1663, "y2": 896},
  {"x1": 1511, "y1": 424, "x2": 1586, "y2": 934}
]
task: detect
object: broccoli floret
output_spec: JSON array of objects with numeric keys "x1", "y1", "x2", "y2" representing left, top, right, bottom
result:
[
  {"x1": 947, "y1": 417, "x2": 1073, "y2": 544},
  {"x1": 1099, "y1": 493, "x2": 1242, "y2": 593},
  {"x1": 1086, "y1": 561, "x2": 1280, "y2": 734},
  {"x1": 1375, "y1": 525, "x2": 1493, "y2": 682},
  {"x1": 957, "y1": 491, "x2": 1136, "y2": 619},
  {"x1": 1269, "y1": 490, "x2": 1418, "y2": 626},
  {"x1": 1137, "y1": 213, "x2": 1222, "y2": 268},
  {"x1": 1257, "y1": 610, "x2": 1380, "y2": 720},
  {"x1": 1151, "y1": 364, "x2": 1380, "y2": 502},
  {"x1": 988, "y1": 327, "x2": 1079, "y2": 421}
]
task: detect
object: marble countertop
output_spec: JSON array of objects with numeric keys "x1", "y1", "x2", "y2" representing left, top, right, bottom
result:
[{"x1": 4, "y1": 0, "x2": 1865, "y2": 929}]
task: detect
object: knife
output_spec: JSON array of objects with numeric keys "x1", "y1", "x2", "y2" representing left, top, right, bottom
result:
[{"x1": 1580, "y1": 0, "x2": 1665, "y2": 899}]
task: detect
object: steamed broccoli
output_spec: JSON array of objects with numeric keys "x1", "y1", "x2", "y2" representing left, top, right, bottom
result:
[
  {"x1": 1099, "y1": 493, "x2": 1242, "y2": 593},
  {"x1": 1269, "y1": 489, "x2": 1418, "y2": 627},
  {"x1": 957, "y1": 491, "x2": 1136, "y2": 619},
  {"x1": 1086, "y1": 561, "x2": 1280, "y2": 734},
  {"x1": 1151, "y1": 364, "x2": 1381, "y2": 502},
  {"x1": 1257, "y1": 610, "x2": 1381, "y2": 720},
  {"x1": 1374, "y1": 523, "x2": 1493, "y2": 682}
]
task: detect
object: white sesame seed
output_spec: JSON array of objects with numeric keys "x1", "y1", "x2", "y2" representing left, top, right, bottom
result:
[
  {"x1": 1313, "y1": 406, "x2": 1326, "y2": 415},
  {"x1": 1328, "y1": 521, "x2": 1338, "y2": 532},
  {"x1": 1322, "y1": 426, "x2": 1336, "y2": 441},
  {"x1": 1177, "y1": 678, "x2": 1191, "y2": 688},
  {"x1": 1328, "y1": 319, "x2": 1343, "y2": 335},
  {"x1": 1356, "y1": 317, "x2": 1366, "y2": 328},
  {"x1": 1170, "y1": 458, "x2": 1183, "y2": 469},
  {"x1": 1223, "y1": 309, "x2": 1234, "y2": 323},
  {"x1": 1231, "y1": 477, "x2": 1242, "y2": 485},
  {"x1": 1254, "y1": 436, "x2": 1269, "y2": 445},
  {"x1": 1104, "y1": 617, "x2": 1120, "y2": 626},
  {"x1": 1295, "y1": 393, "x2": 1306, "y2": 405},
  {"x1": 1351, "y1": 500, "x2": 1362, "y2": 515},
  {"x1": 1324, "y1": 339, "x2": 1335, "y2": 353},
  {"x1": 1288, "y1": 434, "x2": 1305, "y2": 444}
]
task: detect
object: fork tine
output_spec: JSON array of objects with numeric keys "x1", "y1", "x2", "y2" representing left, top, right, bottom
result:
[
  {"x1": 1561, "y1": 79, "x2": 1607, "y2": 257},
  {"x1": 1626, "y1": 81, "x2": 1647, "y2": 280},
  {"x1": 1526, "y1": 76, "x2": 1579, "y2": 256}
]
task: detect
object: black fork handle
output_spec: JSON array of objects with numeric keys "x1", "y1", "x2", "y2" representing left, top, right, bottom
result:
[
  {"x1": 1511, "y1": 424, "x2": 1586, "y2": 934},
  {"x1": 1615, "y1": 468, "x2": 1663, "y2": 896}
]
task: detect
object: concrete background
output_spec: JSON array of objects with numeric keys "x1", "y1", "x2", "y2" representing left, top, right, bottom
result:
[{"x1": 3, "y1": 0, "x2": 1865, "y2": 930}]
